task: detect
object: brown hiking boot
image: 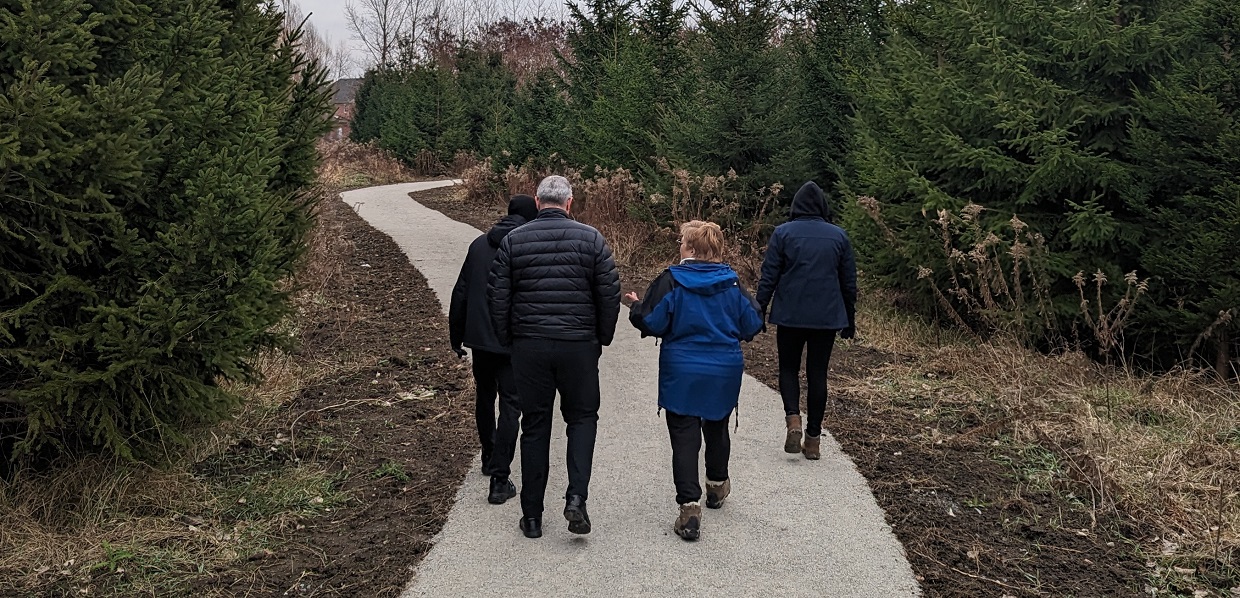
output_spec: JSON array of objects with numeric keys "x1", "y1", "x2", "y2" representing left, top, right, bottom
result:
[
  {"x1": 803, "y1": 434, "x2": 821, "y2": 460},
  {"x1": 784, "y1": 415, "x2": 803, "y2": 454},
  {"x1": 705, "y1": 479, "x2": 730, "y2": 509},
  {"x1": 674, "y1": 502, "x2": 702, "y2": 541}
]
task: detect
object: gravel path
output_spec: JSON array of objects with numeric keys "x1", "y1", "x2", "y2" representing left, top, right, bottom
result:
[{"x1": 343, "y1": 181, "x2": 921, "y2": 598}]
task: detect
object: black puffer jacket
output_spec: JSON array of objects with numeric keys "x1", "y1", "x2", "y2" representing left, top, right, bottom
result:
[
  {"x1": 488, "y1": 209, "x2": 622, "y2": 346},
  {"x1": 449, "y1": 215, "x2": 528, "y2": 354}
]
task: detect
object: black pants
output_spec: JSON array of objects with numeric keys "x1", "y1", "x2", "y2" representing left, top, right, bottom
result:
[
  {"x1": 472, "y1": 349, "x2": 520, "y2": 478},
  {"x1": 511, "y1": 338, "x2": 602, "y2": 517},
  {"x1": 666, "y1": 411, "x2": 731, "y2": 505},
  {"x1": 777, "y1": 326, "x2": 837, "y2": 437}
]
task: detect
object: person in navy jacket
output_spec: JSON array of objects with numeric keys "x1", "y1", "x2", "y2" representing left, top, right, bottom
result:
[
  {"x1": 756, "y1": 181, "x2": 857, "y2": 460},
  {"x1": 625, "y1": 220, "x2": 764, "y2": 541}
]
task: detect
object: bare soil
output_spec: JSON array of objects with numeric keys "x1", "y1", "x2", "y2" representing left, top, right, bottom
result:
[
  {"x1": 415, "y1": 186, "x2": 1152, "y2": 597},
  {"x1": 193, "y1": 197, "x2": 476, "y2": 596}
]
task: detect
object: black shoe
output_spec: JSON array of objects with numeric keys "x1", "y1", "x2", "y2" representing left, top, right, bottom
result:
[
  {"x1": 563, "y1": 495, "x2": 591, "y2": 535},
  {"x1": 519, "y1": 516, "x2": 542, "y2": 538},
  {"x1": 488, "y1": 476, "x2": 517, "y2": 505}
]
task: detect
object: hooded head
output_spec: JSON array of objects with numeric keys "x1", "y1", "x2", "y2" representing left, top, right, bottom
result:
[
  {"x1": 508, "y1": 194, "x2": 538, "y2": 222},
  {"x1": 789, "y1": 181, "x2": 832, "y2": 222},
  {"x1": 487, "y1": 194, "x2": 538, "y2": 247}
]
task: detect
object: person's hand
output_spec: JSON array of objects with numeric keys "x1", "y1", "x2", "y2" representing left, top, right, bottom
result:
[
  {"x1": 452, "y1": 345, "x2": 467, "y2": 358},
  {"x1": 840, "y1": 326, "x2": 856, "y2": 340},
  {"x1": 623, "y1": 292, "x2": 639, "y2": 303}
]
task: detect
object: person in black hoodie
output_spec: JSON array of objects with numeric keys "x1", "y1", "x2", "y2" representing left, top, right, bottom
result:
[
  {"x1": 756, "y1": 181, "x2": 857, "y2": 460},
  {"x1": 449, "y1": 194, "x2": 539, "y2": 504}
]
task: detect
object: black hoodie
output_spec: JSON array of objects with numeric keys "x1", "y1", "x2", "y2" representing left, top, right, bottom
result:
[
  {"x1": 449, "y1": 213, "x2": 529, "y2": 354},
  {"x1": 789, "y1": 180, "x2": 832, "y2": 222}
]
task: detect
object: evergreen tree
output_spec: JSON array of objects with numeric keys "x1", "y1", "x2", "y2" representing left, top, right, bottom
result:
[
  {"x1": 1126, "y1": 0, "x2": 1240, "y2": 371},
  {"x1": 848, "y1": 0, "x2": 1206, "y2": 360},
  {"x1": 561, "y1": 0, "x2": 660, "y2": 168},
  {"x1": 0, "y1": 0, "x2": 329, "y2": 461},
  {"x1": 505, "y1": 68, "x2": 573, "y2": 166},
  {"x1": 658, "y1": 0, "x2": 812, "y2": 206}
]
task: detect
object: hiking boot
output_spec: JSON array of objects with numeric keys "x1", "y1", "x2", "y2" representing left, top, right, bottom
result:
[
  {"x1": 784, "y1": 414, "x2": 803, "y2": 454},
  {"x1": 564, "y1": 495, "x2": 591, "y2": 535},
  {"x1": 705, "y1": 479, "x2": 730, "y2": 509},
  {"x1": 674, "y1": 502, "x2": 701, "y2": 541},
  {"x1": 803, "y1": 434, "x2": 821, "y2": 460},
  {"x1": 487, "y1": 476, "x2": 517, "y2": 505}
]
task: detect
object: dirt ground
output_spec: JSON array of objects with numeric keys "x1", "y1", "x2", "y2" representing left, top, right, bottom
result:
[
  {"x1": 194, "y1": 197, "x2": 477, "y2": 596},
  {"x1": 414, "y1": 186, "x2": 1152, "y2": 597}
]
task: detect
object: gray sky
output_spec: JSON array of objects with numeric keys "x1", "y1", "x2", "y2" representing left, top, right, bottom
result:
[{"x1": 294, "y1": 0, "x2": 364, "y2": 78}]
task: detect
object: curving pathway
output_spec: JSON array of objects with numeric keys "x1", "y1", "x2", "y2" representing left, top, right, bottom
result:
[{"x1": 341, "y1": 181, "x2": 921, "y2": 598}]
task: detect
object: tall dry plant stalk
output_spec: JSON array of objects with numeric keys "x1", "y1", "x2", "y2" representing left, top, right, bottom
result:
[
  {"x1": 863, "y1": 198, "x2": 1057, "y2": 344},
  {"x1": 1073, "y1": 269, "x2": 1149, "y2": 365}
]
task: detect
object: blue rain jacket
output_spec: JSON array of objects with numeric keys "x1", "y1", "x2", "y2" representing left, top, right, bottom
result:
[{"x1": 628, "y1": 262, "x2": 765, "y2": 420}]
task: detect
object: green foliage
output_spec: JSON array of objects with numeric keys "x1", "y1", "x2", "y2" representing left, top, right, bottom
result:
[
  {"x1": 658, "y1": 0, "x2": 813, "y2": 202},
  {"x1": 1124, "y1": 0, "x2": 1240, "y2": 368},
  {"x1": 848, "y1": 0, "x2": 1240, "y2": 367},
  {"x1": 0, "y1": 0, "x2": 330, "y2": 461}
]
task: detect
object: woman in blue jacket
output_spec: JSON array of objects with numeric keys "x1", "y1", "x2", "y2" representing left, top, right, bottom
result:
[{"x1": 625, "y1": 221, "x2": 765, "y2": 541}]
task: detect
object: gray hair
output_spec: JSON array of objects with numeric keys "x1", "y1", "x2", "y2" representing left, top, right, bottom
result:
[{"x1": 536, "y1": 175, "x2": 572, "y2": 206}]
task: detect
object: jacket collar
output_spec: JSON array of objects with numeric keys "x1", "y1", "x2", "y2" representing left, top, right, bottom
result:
[{"x1": 536, "y1": 208, "x2": 569, "y2": 220}]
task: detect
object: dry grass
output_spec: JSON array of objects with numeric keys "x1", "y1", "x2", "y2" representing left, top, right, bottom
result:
[
  {"x1": 843, "y1": 291, "x2": 1240, "y2": 589},
  {"x1": 317, "y1": 139, "x2": 412, "y2": 190}
]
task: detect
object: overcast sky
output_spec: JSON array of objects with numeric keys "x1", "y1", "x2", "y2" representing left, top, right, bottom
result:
[{"x1": 294, "y1": 0, "x2": 363, "y2": 78}]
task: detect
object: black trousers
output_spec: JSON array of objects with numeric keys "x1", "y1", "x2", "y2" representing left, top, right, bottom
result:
[
  {"x1": 511, "y1": 338, "x2": 602, "y2": 517},
  {"x1": 777, "y1": 326, "x2": 837, "y2": 437},
  {"x1": 666, "y1": 411, "x2": 731, "y2": 504},
  {"x1": 472, "y1": 349, "x2": 521, "y2": 478}
]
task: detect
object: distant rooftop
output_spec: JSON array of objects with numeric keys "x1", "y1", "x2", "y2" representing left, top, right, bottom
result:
[{"x1": 330, "y1": 78, "x2": 363, "y2": 104}]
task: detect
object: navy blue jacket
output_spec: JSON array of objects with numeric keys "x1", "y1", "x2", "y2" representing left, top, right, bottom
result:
[
  {"x1": 629, "y1": 262, "x2": 764, "y2": 420},
  {"x1": 757, "y1": 182, "x2": 858, "y2": 331}
]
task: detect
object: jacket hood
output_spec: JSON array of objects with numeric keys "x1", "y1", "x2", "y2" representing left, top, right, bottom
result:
[
  {"x1": 486, "y1": 214, "x2": 527, "y2": 247},
  {"x1": 789, "y1": 181, "x2": 831, "y2": 222},
  {"x1": 508, "y1": 194, "x2": 538, "y2": 222},
  {"x1": 669, "y1": 262, "x2": 739, "y2": 296}
]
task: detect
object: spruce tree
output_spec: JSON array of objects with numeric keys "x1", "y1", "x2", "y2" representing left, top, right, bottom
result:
[
  {"x1": 1126, "y1": 0, "x2": 1240, "y2": 371},
  {"x1": 658, "y1": 0, "x2": 812, "y2": 206},
  {"x1": 0, "y1": 0, "x2": 329, "y2": 461},
  {"x1": 848, "y1": 0, "x2": 1222, "y2": 363}
]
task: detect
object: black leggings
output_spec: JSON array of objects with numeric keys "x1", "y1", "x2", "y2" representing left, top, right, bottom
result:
[{"x1": 776, "y1": 326, "x2": 837, "y2": 437}]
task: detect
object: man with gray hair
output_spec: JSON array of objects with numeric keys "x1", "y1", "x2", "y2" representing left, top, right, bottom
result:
[{"x1": 488, "y1": 175, "x2": 621, "y2": 539}]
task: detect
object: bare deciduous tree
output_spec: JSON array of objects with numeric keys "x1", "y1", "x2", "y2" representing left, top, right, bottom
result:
[{"x1": 346, "y1": 0, "x2": 414, "y2": 69}]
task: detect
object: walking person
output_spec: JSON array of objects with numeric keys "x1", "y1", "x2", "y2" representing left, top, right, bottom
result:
[
  {"x1": 488, "y1": 175, "x2": 621, "y2": 539},
  {"x1": 756, "y1": 181, "x2": 857, "y2": 460},
  {"x1": 449, "y1": 195, "x2": 540, "y2": 505},
  {"x1": 625, "y1": 221, "x2": 764, "y2": 541}
]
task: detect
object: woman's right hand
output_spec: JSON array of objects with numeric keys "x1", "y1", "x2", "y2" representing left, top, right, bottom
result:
[{"x1": 624, "y1": 292, "x2": 639, "y2": 303}]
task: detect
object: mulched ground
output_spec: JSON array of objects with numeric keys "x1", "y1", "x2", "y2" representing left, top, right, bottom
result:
[
  {"x1": 416, "y1": 186, "x2": 1150, "y2": 597},
  {"x1": 196, "y1": 196, "x2": 476, "y2": 596}
]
